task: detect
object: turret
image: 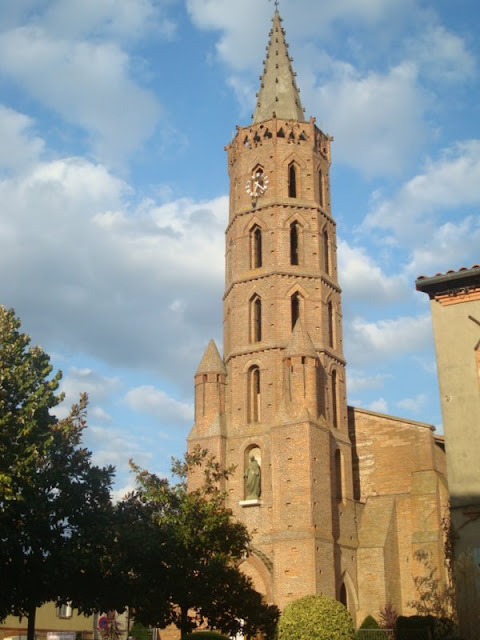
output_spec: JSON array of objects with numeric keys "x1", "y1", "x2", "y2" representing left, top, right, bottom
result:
[
  {"x1": 282, "y1": 320, "x2": 320, "y2": 419},
  {"x1": 193, "y1": 339, "x2": 227, "y2": 434}
]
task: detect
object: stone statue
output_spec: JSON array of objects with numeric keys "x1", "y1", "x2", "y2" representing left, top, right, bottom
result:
[{"x1": 244, "y1": 455, "x2": 261, "y2": 499}]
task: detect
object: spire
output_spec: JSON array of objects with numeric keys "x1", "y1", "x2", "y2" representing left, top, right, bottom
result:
[
  {"x1": 253, "y1": 10, "x2": 305, "y2": 124},
  {"x1": 285, "y1": 320, "x2": 318, "y2": 359},
  {"x1": 196, "y1": 339, "x2": 226, "y2": 375}
]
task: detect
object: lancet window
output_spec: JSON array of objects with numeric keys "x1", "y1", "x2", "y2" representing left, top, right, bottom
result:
[
  {"x1": 291, "y1": 291, "x2": 303, "y2": 329},
  {"x1": 335, "y1": 448, "x2": 344, "y2": 502},
  {"x1": 288, "y1": 162, "x2": 297, "y2": 198},
  {"x1": 250, "y1": 295, "x2": 262, "y2": 343},
  {"x1": 323, "y1": 229, "x2": 330, "y2": 274},
  {"x1": 332, "y1": 369, "x2": 338, "y2": 428},
  {"x1": 248, "y1": 366, "x2": 261, "y2": 423},
  {"x1": 290, "y1": 221, "x2": 303, "y2": 265},
  {"x1": 250, "y1": 225, "x2": 262, "y2": 269},
  {"x1": 328, "y1": 300, "x2": 335, "y2": 348}
]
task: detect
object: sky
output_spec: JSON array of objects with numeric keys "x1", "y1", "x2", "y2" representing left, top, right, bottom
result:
[{"x1": 0, "y1": 0, "x2": 479, "y2": 497}]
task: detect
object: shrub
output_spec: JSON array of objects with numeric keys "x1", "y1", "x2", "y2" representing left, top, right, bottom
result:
[
  {"x1": 359, "y1": 615, "x2": 380, "y2": 629},
  {"x1": 277, "y1": 594, "x2": 355, "y2": 640},
  {"x1": 184, "y1": 633, "x2": 230, "y2": 640}
]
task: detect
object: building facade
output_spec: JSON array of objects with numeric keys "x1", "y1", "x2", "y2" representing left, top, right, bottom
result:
[
  {"x1": 416, "y1": 266, "x2": 480, "y2": 640},
  {"x1": 188, "y1": 9, "x2": 448, "y2": 626}
]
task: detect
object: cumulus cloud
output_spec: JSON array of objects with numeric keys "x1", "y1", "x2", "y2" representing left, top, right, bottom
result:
[
  {"x1": 365, "y1": 140, "x2": 480, "y2": 240},
  {"x1": 0, "y1": 148, "x2": 225, "y2": 392},
  {"x1": 344, "y1": 313, "x2": 432, "y2": 366},
  {"x1": 0, "y1": 105, "x2": 45, "y2": 172},
  {"x1": 366, "y1": 397, "x2": 389, "y2": 414},
  {"x1": 347, "y1": 371, "x2": 390, "y2": 393},
  {"x1": 0, "y1": 27, "x2": 161, "y2": 164},
  {"x1": 396, "y1": 393, "x2": 428, "y2": 414},
  {"x1": 407, "y1": 24, "x2": 476, "y2": 84},
  {"x1": 125, "y1": 385, "x2": 194, "y2": 423},
  {"x1": 338, "y1": 240, "x2": 409, "y2": 304},
  {"x1": 308, "y1": 61, "x2": 428, "y2": 175}
]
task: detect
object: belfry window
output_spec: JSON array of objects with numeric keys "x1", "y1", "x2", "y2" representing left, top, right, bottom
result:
[
  {"x1": 250, "y1": 295, "x2": 262, "y2": 343},
  {"x1": 291, "y1": 292, "x2": 301, "y2": 329},
  {"x1": 288, "y1": 163, "x2": 297, "y2": 198},
  {"x1": 250, "y1": 225, "x2": 262, "y2": 269},
  {"x1": 323, "y1": 229, "x2": 330, "y2": 275},
  {"x1": 248, "y1": 366, "x2": 261, "y2": 423},
  {"x1": 319, "y1": 170, "x2": 325, "y2": 207},
  {"x1": 332, "y1": 369, "x2": 338, "y2": 429},
  {"x1": 290, "y1": 221, "x2": 301, "y2": 265},
  {"x1": 328, "y1": 301, "x2": 335, "y2": 348},
  {"x1": 335, "y1": 449, "x2": 344, "y2": 502}
]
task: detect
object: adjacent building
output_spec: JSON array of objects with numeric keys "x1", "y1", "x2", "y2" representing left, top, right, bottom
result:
[{"x1": 416, "y1": 266, "x2": 480, "y2": 640}]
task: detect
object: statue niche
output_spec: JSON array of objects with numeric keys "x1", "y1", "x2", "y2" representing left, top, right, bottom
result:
[{"x1": 244, "y1": 448, "x2": 261, "y2": 500}]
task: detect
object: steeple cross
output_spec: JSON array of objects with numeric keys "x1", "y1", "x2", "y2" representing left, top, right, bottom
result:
[{"x1": 269, "y1": 0, "x2": 280, "y2": 8}]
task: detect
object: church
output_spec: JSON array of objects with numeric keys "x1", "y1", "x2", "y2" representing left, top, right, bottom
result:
[{"x1": 188, "y1": 8, "x2": 448, "y2": 626}]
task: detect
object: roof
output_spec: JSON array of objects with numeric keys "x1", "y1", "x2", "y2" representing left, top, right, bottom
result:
[
  {"x1": 253, "y1": 10, "x2": 305, "y2": 124},
  {"x1": 284, "y1": 320, "x2": 318, "y2": 359},
  {"x1": 195, "y1": 339, "x2": 226, "y2": 375},
  {"x1": 416, "y1": 264, "x2": 480, "y2": 297}
]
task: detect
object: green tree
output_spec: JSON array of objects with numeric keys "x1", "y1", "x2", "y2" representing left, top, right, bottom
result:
[
  {"x1": 128, "y1": 448, "x2": 279, "y2": 639},
  {"x1": 0, "y1": 306, "x2": 115, "y2": 640},
  {"x1": 277, "y1": 594, "x2": 355, "y2": 640}
]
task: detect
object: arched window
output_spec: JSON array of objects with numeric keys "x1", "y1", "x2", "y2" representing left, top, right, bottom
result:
[
  {"x1": 291, "y1": 292, "x2": 302, "y2": 329},
  {"x1": 250, "y1": 295, "x2": 262, "y2": 343},
  {"x1": 339, "y1": 583, "x2": 347, "y2": 607},
  {"x1": 250, "y1": 225, "x2": 262, "y2": 269},
  {"x1": 332, "y1": 369, "x2": 338, "y2": 428},
  {"x1": 328, "y1": 301, "x2": 335, "y2": 348},
  {"x1": 288, "y1": 163, "x2": 297, "y2": 198},
  {"x1": 323, "y1": 229, "x2": 330, "y2": 275},
  {"x1": 290, "y1": 222, "x2": 299, "y2": 265},
  {"x1": 335, "y1": 449, "x2": 344, "y2": 502},
  {"x1": 248, "y1": 366, "x2": 261, "y2": 423},
  {"x1": 319, "y1": 170, "x2": 325, "y2": 207}
]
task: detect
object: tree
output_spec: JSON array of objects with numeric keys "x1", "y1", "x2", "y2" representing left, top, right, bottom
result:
[
  {"x1": 0, "y1": 306, "x2": 116, "y2": 640},
  {"x1": 127, "y1": 448, "x2": 279, "y2": 639},
  {"x1": 277, "y1": 594, "x2": 355, "y2": 640}
]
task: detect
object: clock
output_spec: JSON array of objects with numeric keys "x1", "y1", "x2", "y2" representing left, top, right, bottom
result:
[{"x1": 246, "y1": 168, "x2": 269, "y2": 198}]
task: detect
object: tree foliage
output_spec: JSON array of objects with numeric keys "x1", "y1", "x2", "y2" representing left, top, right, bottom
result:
[
  {"x1": 126, "y1": 448, "x2": 279, "y2": 639},
  {"x1": 0, "y1": 307, "x2": 115, "y2": 639},
  {"x1": 277, "y1": 594, "x2": 355, "y2": 640}
]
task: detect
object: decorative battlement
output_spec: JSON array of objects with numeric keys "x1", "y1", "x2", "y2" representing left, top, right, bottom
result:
[{"x1": 227, "y1": 117, "x2": 331, "y2": 163}]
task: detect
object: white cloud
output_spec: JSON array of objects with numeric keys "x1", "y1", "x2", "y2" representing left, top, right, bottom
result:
[
  {"x1": 367, "y1": 397, "x2": 389, "y2": 413},
  {"x1": 338, "y1": 240, "x2": 409, "y2": 304},
  {"x1": 396, "y1": 393, "x2": 428, "y2": 414},
  {"x1": 0, "y1": 105, "x2": 45, "y2": 172},
  {"x1": 347, "y1": 371, "x2": 389, "y2": 393},
  {"x1": 309, "y1": 61, "x2": 427, "y2": 175},
  {"x1": 125, "y1": 386, "x2": 193, "y2": 423},
  {"x1": 0, "y1": 27, "x2": 161, "y2": 164},
  {"x1": 0, "y1": 150, "x2": 225, "y2": 391},
  {"x1": 365, "y1": 140, "x2": 480, "y2": 240},
  {"x1": 344, "y1": 313, "x2": 432, "y2": 366},
  {"x1": 407, "y1": 25, "x2": 476, "y2": 84}
]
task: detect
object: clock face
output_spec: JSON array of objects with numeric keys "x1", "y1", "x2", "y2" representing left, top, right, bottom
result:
[{"x1": 246, "y1": 169, "x2": 269, "y2": 198}]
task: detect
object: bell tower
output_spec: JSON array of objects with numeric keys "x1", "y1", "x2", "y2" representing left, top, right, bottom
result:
[{"x1": 189, "y1": 9, "x2": 358, "y2": 612}]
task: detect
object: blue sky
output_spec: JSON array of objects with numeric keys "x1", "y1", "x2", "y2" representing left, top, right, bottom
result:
[{"x1": 1, "y1": 0, "x2": 479, "y2": 496}]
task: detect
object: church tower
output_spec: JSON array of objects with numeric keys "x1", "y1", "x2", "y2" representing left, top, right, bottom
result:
[{"x1": 188, "y1": 9, "x2": 358, "y2": 613}]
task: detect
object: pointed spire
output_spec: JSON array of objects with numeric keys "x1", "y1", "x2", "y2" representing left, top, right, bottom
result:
[
  {"x1": 253, "y1": 10, "x2": 305, "y2": 123},
  {"x1": 196, "y1": 339, "x2": 227, "y2": 375},
  {"x1": 285, "y1": 320, "x2": 318, "y2": 359}
]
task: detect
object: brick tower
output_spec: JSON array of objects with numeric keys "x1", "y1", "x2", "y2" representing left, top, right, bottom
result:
[{"x1": 189, "y1": 8, "x2": 358, "y2": 612}]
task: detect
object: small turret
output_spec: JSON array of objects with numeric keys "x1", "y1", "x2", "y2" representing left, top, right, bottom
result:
[
  {"x1": 282, "y1": 321, "x2": 320, "y2": 419},
  {"x1": 193, "y1": 339, "x2": 227, "y2": 434}
]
